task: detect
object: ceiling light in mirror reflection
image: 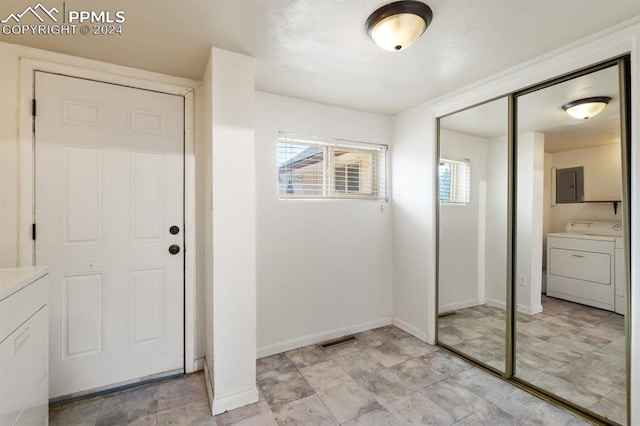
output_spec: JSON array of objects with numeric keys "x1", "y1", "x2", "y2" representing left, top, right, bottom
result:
[{"x1": 562, "y1": 96, "x2": 612, "y2": 120}]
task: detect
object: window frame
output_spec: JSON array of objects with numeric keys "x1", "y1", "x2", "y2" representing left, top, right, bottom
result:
[
  {"x1": 277, "y1": 134, "x2": 388, "y2": 201},
  {"x1": 438, "y1": 157, "x2": 471, "y2": 204}
]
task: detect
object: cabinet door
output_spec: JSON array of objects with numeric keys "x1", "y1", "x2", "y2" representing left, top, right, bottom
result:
[{"x1": 0, "y1": 307, "x2": 48, "y2": 426}]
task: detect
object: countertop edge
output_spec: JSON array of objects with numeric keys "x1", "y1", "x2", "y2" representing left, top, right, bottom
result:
[{"x1": 0, "y1": 266, "x2": 49, "y2": 302}]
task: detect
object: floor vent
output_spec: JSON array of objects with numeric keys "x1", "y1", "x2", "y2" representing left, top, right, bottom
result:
[
  {"x1": 317, "y1": 335, "x2": 357, "y2": 349},
  {"x1": 438, "y1": 311, "x2": 457, "y2": 318}
]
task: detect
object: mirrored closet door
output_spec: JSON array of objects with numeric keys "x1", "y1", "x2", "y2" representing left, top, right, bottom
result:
[
  {"x1": 513, "y1": 60, "x2": 629, "y2": 425},
  {"x1": 437, "y1": 97, "x2": 510, "y2": 374},
  {"x1": 437, "y1": 57, "x2": 630, "y2": 426}
]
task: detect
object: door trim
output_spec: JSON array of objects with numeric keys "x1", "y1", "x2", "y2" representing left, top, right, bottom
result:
[{"x1": 18, "y1": 58, "x2": 198, "y2": 374}]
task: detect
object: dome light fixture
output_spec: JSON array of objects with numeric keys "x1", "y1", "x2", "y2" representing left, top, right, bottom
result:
[
  {"x1": 366, "y1": 1, "x2": 433, "y2": 52},
  {"x1": 562, "y1": 96, "x2": 612, "y2": 120}
]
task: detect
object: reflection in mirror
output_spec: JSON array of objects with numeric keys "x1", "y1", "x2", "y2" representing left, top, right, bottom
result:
[
  {"x1": 437, "y1": 97, "x2": 509, "y2": 373},
  {"x1": 515, "y1": 64, "x2": 627, "y2": 424}
]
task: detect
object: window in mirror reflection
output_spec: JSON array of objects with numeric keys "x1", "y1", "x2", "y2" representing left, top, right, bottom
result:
[{"x1": 439, "y1": 157, "x2": 470, "y2": 204}]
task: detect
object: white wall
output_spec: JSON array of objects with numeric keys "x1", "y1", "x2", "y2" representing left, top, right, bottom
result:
[
  {"x1": 548, "y1": 144, "x2": 623, "y2": 233},
  {"x1": 438, "y1": 130, "x2": 488, "y2": 312},
  {"x1": 255, "y1": 91, "x2": 394, "y2": 356},
  {"x1": 197, "y1": 52, "x2": 214, "y2": 390},
  {"x1": 484, "y1": 136, "x2": 509, "y2": 306},
  {"x1": 515, "y1": 132, "x2": 545, "y2": 314},
  {"x1": 391, "y1": 103, "x2": 436, "y2": 342},
  {"x1": 208, "y1": 48, "x2": 259, "y2": 414}
]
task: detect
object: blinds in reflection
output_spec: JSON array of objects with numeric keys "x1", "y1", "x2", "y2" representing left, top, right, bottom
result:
[{"x1": 439, "y1": 157, "x2": 471, "y2": 204}]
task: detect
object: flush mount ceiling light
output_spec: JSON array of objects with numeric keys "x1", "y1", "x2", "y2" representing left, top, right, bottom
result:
[
  {"x1": 366, "y1": 1, "x2": 433, "y2": 51},
  {"x1": 562, "y1": 96, "x2": 612, "y2": 120}
]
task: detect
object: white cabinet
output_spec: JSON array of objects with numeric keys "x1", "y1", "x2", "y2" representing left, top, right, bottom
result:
[{"x1": 0, "y1": 267, "x2": 49, "y2": 426}]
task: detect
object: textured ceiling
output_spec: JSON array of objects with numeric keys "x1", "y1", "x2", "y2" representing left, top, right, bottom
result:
[{"x1": 1, "y1": 0, "x2": 639, "y2": 114}]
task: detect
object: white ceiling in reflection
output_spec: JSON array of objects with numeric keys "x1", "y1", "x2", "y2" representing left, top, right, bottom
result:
[{"x1": 440, "y1": 65, "x2": 621, "y2": 153}]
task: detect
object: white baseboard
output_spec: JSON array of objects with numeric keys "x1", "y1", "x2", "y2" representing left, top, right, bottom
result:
[
  {"x1": 439, "y1": 298, "x2": 484, "y2": 314},
  {"x1": 203, "y1": 361, "x2": 214, "y2": 415},
  {"x1": 482, "y1": 298, "x2": 544, "y2": 315},
  {"x1": 213, "y1": 387, "x2": 260, "y2": 415},
  {"x1": 256, "y1": 317, "x2": 392, "y2": 359},
  {"x1": 518, "y1": 304, "x2": 543, "y2": 315},
  {"x1": 194, "y1": 357, "x2": 205, "y2": 372},
  {"x1": 392, "y1": 317, "x2": 427, "y2": 341},
  {"x1": 203, "y1": 358, "x2": 259, "y2": 415},
  {"x1": 485, "y1": 298, "x2": 506, "y2": 309}
]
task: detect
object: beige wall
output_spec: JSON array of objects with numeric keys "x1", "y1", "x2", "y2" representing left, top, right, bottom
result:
[
  {"x1": 0, "y1": 43, "x2": 24, "y2": 267},
  {"x1": 546, "y1": 144, "x2": 622, "y2": 234}
]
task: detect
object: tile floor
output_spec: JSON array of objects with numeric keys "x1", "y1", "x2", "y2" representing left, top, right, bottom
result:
[
  {"x1": 439, "y1": 295, "x2": 626, "y2": 425},
  {"x1": 50, "y1": 325, "x2": 592, "y2": 425}
]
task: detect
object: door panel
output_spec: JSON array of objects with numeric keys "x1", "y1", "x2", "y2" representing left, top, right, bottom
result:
[{"x1": 35, "y1": 72, "x2": 185, "y2": 398}]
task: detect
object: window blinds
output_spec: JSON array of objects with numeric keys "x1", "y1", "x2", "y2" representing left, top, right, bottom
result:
[
  {"x1": 277, "y1": 134, "x2": 388, "y2": 200},
  {"x1": 439, "y1": 158, "x2": 471, "y2": 204}
]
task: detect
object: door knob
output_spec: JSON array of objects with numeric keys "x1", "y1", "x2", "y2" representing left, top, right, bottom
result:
[{"x1": 168, "y1": 244, "x2": 181, "y2": 255}]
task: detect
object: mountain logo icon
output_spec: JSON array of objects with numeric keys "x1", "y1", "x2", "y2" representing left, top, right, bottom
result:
[{"x1": 1, "y1": 3, "x2": 59, "y2": 24}]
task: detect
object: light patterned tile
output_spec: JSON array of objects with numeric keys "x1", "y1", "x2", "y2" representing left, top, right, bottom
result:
[
  {"x1": 352, "y1": 330, "x2": 385, "y2": 350},
  {"x1": 365, "y1": 343, "x2": 412, "y2": 368},
  {"x1": 355, "y1": 368, "x2": 413, "y2": 405},
  {"x1": 96, "y1": 385, "x2": 159, "y2": 426},
  {"x1": 272, "y1": 394, "x2": 337, "y2": 426},
  {"x1": 390, "y1": 336, "x2": 437, "y2": 358},
  {"x1": 588, "y1": 395, "x2": 626, "y2": 426},
  {"x1": 49, "y1": 399, "x2": 104, "y2": 426},
  {"x1": 259, "y1": 374, "x2": 315, "y2": 408},
  {"x1": 492, "y1": 388, "x2": 583, "y2": 426},
  {"x1": 256, "y1": 353, "x2": 299, "y2": 387},
  {"x1": 334, "y1": 351, "x2": 385, "y2": 379},
  {"x1": 299, "y1": 360, "x2": 352, "y2": 392},
  {"x1": 215, "y1": 400, "x2": 270, "y2": 426},
  {"x1": 384, "y1": 390, "x2": 456, "y2": 425},
  {"x1": 447, "y1": 368, "x2": 516, "y2": 404},
  {"x1": 231, "y1": 411, "x2": 277, "y2": 426},
  {"x1": 128, "y1": 413, "x2": 157, "y2": 425},
  {"x1": 418, "y1": 378, "x2": 489, "y2": 422},
  {"x1": 391, "y1": 358, "x2": 448, "y2": 391},
  {"x1": 420, "y1": 349, "x2": 472, "y2": 378},
  {"x1": 158, "y1": 373, "x2": 207, "y2": 411},
  {"x1": 454, "y1": 402, "x2": 519, "y2": 425},
  {"x1": 342, "y1": 408, "x2": 404, "y2": 426},
  {"x1": 157, "y1": 400, "x2": 215, "y2": 425},
  {"x1": 286, "y1": 344, "x2": 329, "y2": 369},
  {"x1": 317, "y1": 381, "x2": 381, "y2": 423}
]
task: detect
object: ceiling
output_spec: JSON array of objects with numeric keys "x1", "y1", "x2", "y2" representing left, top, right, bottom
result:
[
  {"x1": 1, "y1": 0, "x2": 639, "y2": 115},
  {"x1": 440, "y1": 65, "x2": 621, "y2": 153}
]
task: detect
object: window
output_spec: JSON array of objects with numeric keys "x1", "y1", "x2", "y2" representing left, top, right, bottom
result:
[
  {"x1": 439, "y1": 157, "x2": 470, "y2": 204},
  {"x1": 277, "y1": 134, "x2": 387, "y2": 200}
]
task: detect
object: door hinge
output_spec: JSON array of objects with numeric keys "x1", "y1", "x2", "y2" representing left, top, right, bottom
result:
[
  {"x1": 32, "y1": 99, "x2": 36, "y2": 117},
  {"x1": 32, "y1": 223, "x2": 36, "y2": 240}
]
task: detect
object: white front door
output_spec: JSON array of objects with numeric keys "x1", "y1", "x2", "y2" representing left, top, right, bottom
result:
[{"x1": 35, "y1": 72, "x2": 185, "y2": 398}]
